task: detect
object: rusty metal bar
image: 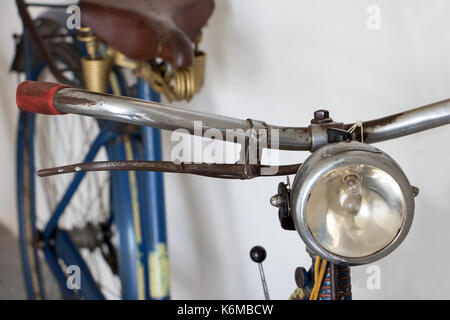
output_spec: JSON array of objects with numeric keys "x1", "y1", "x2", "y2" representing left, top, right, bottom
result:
[
  {"x1": 347, "y1": 99, "x2": 450, "y2": 143},
  {"x1": 37, "y1": 161, "x2": 302, "y2": 179},
  {"x1": 330, "y1": 262, "x2": 337, "y2": 300}
]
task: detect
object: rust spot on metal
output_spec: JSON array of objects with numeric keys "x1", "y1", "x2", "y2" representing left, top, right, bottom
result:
[
  {"x1": 54, "y1": 95, "x2": 97, "y2": 107},
  {"x1": 345, "y1": 112, "x2": 405, "y2": 141},
  {"x1": 365, "y1": 112, "x2": 405, "y2": 128}
]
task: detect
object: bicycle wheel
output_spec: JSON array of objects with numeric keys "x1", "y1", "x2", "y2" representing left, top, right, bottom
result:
[{"x1": 16, "y1": 18, "x2": 140, "y2": 300}]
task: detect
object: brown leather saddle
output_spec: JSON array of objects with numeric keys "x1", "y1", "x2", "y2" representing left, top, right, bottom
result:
[{"x1": 79, "y1": 0, "x2": 215, "y2": 67}]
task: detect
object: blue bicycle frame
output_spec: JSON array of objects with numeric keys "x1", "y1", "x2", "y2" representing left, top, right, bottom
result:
[{"x1": 17, "y1": 28, "x2": 170, "y2": 300}]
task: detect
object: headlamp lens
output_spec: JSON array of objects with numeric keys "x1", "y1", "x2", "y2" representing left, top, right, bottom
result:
[{"x1": 305, "y1": 164, "x2": 406, "y2": 258}]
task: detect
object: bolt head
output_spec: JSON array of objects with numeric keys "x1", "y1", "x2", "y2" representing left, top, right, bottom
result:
[{"x1": 314, "y1": 109, "x2": 330, "y2": 120}]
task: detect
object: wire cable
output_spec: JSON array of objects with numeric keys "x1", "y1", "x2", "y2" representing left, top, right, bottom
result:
[{"x1": 309, "y1": 257, "x2": 328, "y2": 300}]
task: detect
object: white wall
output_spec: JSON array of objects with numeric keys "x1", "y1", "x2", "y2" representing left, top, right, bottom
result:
[
  {"x1": 0, "y1": 0, "x2": 22, "y2": 237},
  {"x1": 1, "y1": 0, "x2": 449, "y2": 299}
]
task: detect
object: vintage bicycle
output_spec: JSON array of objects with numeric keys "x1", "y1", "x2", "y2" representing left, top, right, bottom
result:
[
  {"x1": 14, "y1": 0, "x2": 214, "y2": 299},
  {"x1": 16, "y1": 78, "x2": 450, "y2": 299},
  {"x1": 14, "y1": 0, "x2": 450, "y2": 301}
]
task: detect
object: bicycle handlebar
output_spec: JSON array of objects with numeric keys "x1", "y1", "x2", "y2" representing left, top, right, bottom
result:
[{"x1": 16, "y1": 81, "x2": 450, "y2": 151}]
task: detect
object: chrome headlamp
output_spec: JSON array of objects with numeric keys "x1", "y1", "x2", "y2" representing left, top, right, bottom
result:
[{"x1": 291, "y1": 141, "x2": 415, "y2": 265}]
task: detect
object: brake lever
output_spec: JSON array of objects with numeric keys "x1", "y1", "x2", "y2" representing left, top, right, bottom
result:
[{"x1": 37, "y1": 161, "x2": 301, "y2": 180}]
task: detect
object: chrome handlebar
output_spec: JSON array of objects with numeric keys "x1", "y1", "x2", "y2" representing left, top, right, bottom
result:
[{"x1": 17, "y1": 82, "x2": 450, "y2": 152}]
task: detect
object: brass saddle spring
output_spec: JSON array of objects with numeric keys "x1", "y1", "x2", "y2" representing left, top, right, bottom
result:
[
  {"x1": 77, "y1": 27, "x2": 207, "y2": 100},
  {"x1": 172, "y1": 51, "x2": 206, "y2": 101},
  {"x1": 77, "y1": 27, "x2": 112, "y2": 94}
]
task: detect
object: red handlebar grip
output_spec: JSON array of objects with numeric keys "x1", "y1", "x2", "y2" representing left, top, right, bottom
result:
[{"x1": 16, "y1": 81, "x2": 69, "y2": 115}]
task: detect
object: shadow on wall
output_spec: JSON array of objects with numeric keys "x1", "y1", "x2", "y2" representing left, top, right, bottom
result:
[
  {"x1": 0, "y1": 68, "x2": 21, "y2": 235},
  {"x1": 169, "y1": 175, "x2": 247, "y2": 299},
  {"x1": 0, "y1": 223, "x2": 26, "y2": 299}
]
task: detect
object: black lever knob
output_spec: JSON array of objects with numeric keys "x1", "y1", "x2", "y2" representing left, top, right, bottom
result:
[
  {"x1": 250, "y1": 246, "x2": 267, "y2": 264},
  {"x1": 250, "y1": 246, "x2": 270, "y2": 300}
]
